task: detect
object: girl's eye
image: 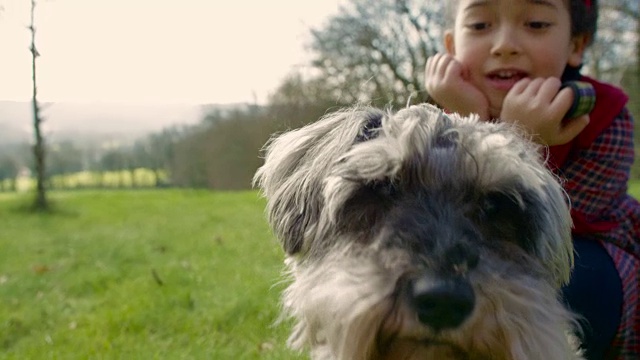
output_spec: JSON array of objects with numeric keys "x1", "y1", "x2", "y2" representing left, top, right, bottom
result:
[
  {"x1": 526, "y1": 21, "x2": 552, "y2": 30},
  {"x1": 467, "y1": 22, "x2": 491, "y2": 31}
]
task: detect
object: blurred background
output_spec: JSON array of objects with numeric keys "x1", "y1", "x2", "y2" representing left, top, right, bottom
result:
[
  {"x1": 0, "y1": 1, "x2": 638, "y2": 358},
  {"x1": 0, "y1": 0, "x2": 638, "y2": 191}
]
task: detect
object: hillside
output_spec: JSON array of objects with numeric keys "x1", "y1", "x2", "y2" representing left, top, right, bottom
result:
[{"x1": 0, "y1": 101, "x2": 245, "y2": 144}]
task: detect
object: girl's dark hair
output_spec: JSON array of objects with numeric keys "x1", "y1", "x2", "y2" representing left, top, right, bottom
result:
[
  {"x1": 446, "y1": 0, "x2": 599, "y2": 46},
  {"x1": 570, "y1": 0, "x2": 598, "y2": 46}
]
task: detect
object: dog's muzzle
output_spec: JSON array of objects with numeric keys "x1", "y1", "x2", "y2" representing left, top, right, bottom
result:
[{"x1": 410, "y1": 276, "x2": 475, "y2": 331}]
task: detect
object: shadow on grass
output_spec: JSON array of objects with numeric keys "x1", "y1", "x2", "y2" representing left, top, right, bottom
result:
[{"x1": 7, "y1": 195, "x2": 81, "y2": 218}]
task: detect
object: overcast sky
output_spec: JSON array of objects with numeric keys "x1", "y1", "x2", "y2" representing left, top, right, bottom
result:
[{"x1": 0, "y1": 0, "x2": 343, "y2": 104}]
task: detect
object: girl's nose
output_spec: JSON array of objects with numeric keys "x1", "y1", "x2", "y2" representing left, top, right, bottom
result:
[{"x1": 491, "y1": 26, "x2": 521, "y2": 58}]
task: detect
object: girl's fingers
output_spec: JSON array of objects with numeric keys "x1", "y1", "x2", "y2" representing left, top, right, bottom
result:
[
  {"x1": 556, "y1": 115, "x2": 590, "y2": 145},
  {"x1": 509, "y1": 78, "x2": 532, "y2": 95},
  {"x1": 551, "y1": 86, "x2": 575, "y2": 118},
  {"x1": 443, "y1": 58, "x2": 463, "y2": 80},
  {"x1": 426, "y1": 54, "x2": 448, "y2": 80},
  {"x1": 426, "y1": 55, "x2": 436, "y2": 76},
  {"x1": 435, "y1": 54, "x2": 453, "y2": 79},
  {"x1": 522, "y1": 78, "x2": 546, "y2": 97},
  {"x1": 538, "y1": 77, "x2": 563, "y2": 102}
]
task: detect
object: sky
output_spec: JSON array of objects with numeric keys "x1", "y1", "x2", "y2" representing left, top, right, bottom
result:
[{"x1": 0, "y1": 0, "x2": 344, "y2": 104}]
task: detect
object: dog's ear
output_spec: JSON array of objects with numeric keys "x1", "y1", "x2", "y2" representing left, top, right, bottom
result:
[
  {"x1": 530, "y1": 181, "x2": 574, "y2": 286},
  {"x1": 254, "y1": 107, "x2": 387, "y2": 255}
]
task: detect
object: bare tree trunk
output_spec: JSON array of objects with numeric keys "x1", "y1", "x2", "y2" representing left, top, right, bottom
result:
[
  {"x1": 153, "y1": 168, "x2": 160, "y2": 187},
  {"x1": 129, "y1": 168, "x2": 137, "y2": 188},
  {"x1": 29, "y1": 0, "x2": 48, "y2": 211}
]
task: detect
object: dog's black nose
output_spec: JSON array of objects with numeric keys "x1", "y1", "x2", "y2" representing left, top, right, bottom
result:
[{"x1": 410, "y1": 276, "x2": 475, "y2": 331}]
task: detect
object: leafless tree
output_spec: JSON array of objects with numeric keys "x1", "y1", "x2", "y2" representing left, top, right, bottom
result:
[
  {"x1": 590, "y1": 0, "x2": 639, "y2": 84},
  {"x1": 29, "y1": 0, "x2": 48, "y2": 210},
  {"x1": 308, "y1": 0, "x2": 445, "y2": 107}
]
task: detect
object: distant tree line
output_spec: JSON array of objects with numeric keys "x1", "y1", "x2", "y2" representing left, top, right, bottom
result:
[{"x1": 2, "y1": 0, "x2": 638, "y2": 191}]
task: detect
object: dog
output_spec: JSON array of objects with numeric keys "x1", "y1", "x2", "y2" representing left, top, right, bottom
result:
[{"x1": 254, "y1": 104, "x2": 583, "y2": 360}]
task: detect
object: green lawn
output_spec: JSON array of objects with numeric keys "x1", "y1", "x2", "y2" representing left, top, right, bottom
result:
[
  {"x1": 0, "y1": 190, "x2": 303, "y2": 359},
  {"x1": 629, "y1": 181, "x2": 640, "y2": 199},
  {"x1": 2, "y1": 184, "x2": 639, "y2": 359}
]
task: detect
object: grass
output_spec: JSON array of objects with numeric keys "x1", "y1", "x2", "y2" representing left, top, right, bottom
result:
[
  {"x1": 2, "y1": 183, "x2": 639, "y2": 359},
  {"x1": 0, "y1": 190, "x2": 304, "y2": 359},
  {"x1": 629, "y1": 181, "x2": 640, "y2": 199}
]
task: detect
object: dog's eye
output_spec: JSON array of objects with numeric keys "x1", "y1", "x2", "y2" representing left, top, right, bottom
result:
[
  {"x1": 335, "y1": 179, "x2": 397, "y2": 241},
  {"x1": 369, "y1": 180, "x2": 398, "y2": 198},
  {"x1": 482, "y1": 193, "x2": 522, "y2": 217},
  {"x1": 478, "y1": 192, "x2": 536, "y2": 252}
]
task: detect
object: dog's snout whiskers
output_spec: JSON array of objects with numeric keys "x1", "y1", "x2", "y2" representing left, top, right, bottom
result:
[{"x1": 410, "y1": 276, "x2": 475, "y2": 331}]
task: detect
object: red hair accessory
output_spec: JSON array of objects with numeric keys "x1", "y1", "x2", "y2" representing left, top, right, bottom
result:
[{"x1": 584, "y1": 0, "x2": 592, "y2": 8}]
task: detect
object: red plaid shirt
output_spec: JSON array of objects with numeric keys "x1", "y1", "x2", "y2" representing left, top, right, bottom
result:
[{"x1": 549, "y1": 77, "x2": 640, "y2": 359}]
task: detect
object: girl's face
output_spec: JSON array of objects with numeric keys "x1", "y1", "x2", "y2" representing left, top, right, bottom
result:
[{"x1": 445, "y1": 0, "x2": 587, "y2": 118}]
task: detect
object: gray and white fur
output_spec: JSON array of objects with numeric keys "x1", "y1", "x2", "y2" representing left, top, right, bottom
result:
[{"x1": 254, "y1": 104, "x2": 583, "y2": 360}]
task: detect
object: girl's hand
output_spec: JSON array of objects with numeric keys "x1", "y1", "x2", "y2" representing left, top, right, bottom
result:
[
  {"x1": 425, "y1": 53, "x2": 490, "y2": 120},
  {"x1": 500, "y1": 77, "x2": 589, "y2": 145}
]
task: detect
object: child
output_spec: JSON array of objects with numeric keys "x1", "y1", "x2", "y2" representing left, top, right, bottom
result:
[{"x1": 425, "y1": 0, "x2": 639, "y2": 358}]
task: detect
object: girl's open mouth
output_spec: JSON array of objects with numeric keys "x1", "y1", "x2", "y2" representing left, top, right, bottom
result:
[{"x1": 486, "y1": 70, "x2": 528, "y2": 91}]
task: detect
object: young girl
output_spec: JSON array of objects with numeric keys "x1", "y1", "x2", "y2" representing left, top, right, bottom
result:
[{"x1": 425, "y1": 0, "x2": 639, "y2": 358}]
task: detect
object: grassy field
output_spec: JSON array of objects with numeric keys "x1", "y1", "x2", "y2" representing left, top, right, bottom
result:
[
  {"x1": 2, "y1": 184, "x2": 639, "y2": 359},
  {"x1": 0, "y1": 190, "x2": 304, "y2": 359},
  {"x1": 631, "y1": 181, "x2": 640, "y2": 199}
]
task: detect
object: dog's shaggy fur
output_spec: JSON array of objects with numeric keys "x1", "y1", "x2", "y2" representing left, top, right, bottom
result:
[{"x1": 254, "y1": 104, "x2": 583, "y2": 360}]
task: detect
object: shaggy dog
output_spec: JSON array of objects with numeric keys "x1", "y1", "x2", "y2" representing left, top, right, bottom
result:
[{"x1": 254, "y1": 104, "x2": 583, "y2": 360}]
